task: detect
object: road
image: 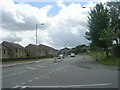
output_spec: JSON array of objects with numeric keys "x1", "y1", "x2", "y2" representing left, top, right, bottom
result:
[{"x1": 2, "y1": 55, "x2": 118, "y2": 89}]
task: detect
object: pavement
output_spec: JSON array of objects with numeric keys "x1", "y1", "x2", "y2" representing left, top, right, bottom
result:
[
  {"x1": 2, "y1": 58, "x2": 54, "y2": 68},
  {"x1": 1, "y1": 55, "x2": 119, "y2": 89}
]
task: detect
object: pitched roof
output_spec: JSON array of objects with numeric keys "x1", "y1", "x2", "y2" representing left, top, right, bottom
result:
[
  {"x1": 39, "y1": 44, "x2": 57, "y2": 51},
  {"x1": 2, "y1": 41, "x2": 24, "y2": 49},
  {"x1": 59, "y1": 47, "x2": 70, "y2": 51},
  {"x1": 25, "y1": 44, "x2": 40, "y2": 49}
]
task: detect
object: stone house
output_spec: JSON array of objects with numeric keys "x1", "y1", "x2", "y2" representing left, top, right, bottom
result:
[
  {"x1": 39, "y1": 44, "x2": 57, "y2": 57},
  {"x1": 58, "y1": 47, "x2": 70, "y2": 56},
  {"x1": 1, "y1": 41, "x2": 26, "y2": 59},
  {"x1": 0, "y1": 44, "x2": 11, "y2": 59},
  {"x1": 25, "y1": 44, "x2": 46, "y2": 58}
]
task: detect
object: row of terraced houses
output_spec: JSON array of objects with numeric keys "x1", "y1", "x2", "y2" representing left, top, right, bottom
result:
[{"x1": 0, "y1": 41, "x2": 58, "y2": 61}]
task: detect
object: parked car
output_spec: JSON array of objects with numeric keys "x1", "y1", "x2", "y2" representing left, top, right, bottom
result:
[
  {"x1": 58, "y1": 54, "x2": 64, "y2": 59},
  {"x1": 71, "y1": 53, "x2": 75, "y2": 57}
]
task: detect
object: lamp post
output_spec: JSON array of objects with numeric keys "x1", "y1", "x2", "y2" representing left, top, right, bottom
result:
[{"x1": 35, "y1": 23, "x2": 44, "y2": 61}]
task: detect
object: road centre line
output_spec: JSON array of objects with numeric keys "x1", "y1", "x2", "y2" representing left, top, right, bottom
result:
[
  {"x1": 48, "y1": 65, "x2": 68, "y2": 74},
  {"x1": 21, "y1": 83, "x2": 112, "y2": 88},
  {"x1": 12, "y1": 85, "x2": 21, "y2": 88},
  {"x1": 2, "y1": 62, "x2": 59, "y2": 78},
  {"x1": 26, "y1": 67, "x2": 35, "y2": 70},
  {"x1": 2, "y1": 61, "x2": 51, "y2": 72},
  {"x1": 28, "y1": 80, "x2": 33, "y2": 83},
  {"x1": 2, "y1": 70, "x2": 27, "y2": 78},
  {"x1": 24, "y1": 65, "x2": 68, "y2": 84}
]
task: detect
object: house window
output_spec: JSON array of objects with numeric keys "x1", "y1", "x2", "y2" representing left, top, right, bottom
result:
[
  {"x1": 16, "y1": 49, "x2": 18, "y2": 53},
  {"x1": 16, "y1": 55, "x2": 17, "y2": 57},
  {"x1": 4, "y1": 50, "x2": 6, "y2": 54},
  {"x1": 25, "y1": 49, "x2": 26, "y2": 53},
  {"x1": 8, "y1": 52, "x2": 10, "y2": 55}
]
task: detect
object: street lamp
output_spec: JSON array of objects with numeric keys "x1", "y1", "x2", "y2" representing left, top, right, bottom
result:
[{"x1": 35, "y1": 23, "x2": 44, "y2": 61}]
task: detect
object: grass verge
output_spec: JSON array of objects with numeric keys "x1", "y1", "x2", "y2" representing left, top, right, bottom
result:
[
  {"x1": 2, "y1": 57, "x2": 52, "y2": 65},
  {"x1": 90, "y1": 52, "x2": 120, "y2": 66}
]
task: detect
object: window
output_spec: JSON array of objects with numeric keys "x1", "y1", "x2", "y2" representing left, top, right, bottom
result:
[
  {"x1": 16, "y1": 49, "x2": 18, "y2": 53},
  {"x1": 4, "y1": 50, "x2": 6, "y2": 54},
  {"x1": 25, "y1": 49, "x2": 26, "y2": 53},
  {"x1": 8, "y1": 52, "x2": 9, "y2": 55}
]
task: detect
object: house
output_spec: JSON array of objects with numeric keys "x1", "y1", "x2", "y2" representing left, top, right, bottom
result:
[
  {"x1": 1, "y1": 41, "x2": 26, "y2": 60},
  {"x1": 0, "y1": 44, "x2": 11, "y2": 59},
  {"x1": 39, "y1": 44, "x2": 57, "y2": 57},
  {"x1": 58, "y1": 47, "x2": 70, "y2": 56},
  {"x1": 25, "y1": 44, "x2": 46, "y2": 58}
]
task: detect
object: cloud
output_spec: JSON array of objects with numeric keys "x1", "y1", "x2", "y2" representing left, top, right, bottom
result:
[
  {"x1": 0, "y1": 28, "x2": 22, "y2": 42},
  {"x1": 1, "y1": 0, "x2": 110, "y2": 49},
  {"x1": 2, "y1": 35, "x2": 22, "y2": 42},
  {"x1": 1, "y1": 0, "x2": 52, "y2": 31}
]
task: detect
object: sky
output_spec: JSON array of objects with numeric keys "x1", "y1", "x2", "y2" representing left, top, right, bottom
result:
[{"x1": 0, "y1": 0, "x2": 111, "y2": 49}]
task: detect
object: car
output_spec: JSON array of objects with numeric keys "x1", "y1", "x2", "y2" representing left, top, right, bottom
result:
[
  {"x1": 58, "y1": 54, "x2": 64, "y2": 59},
  {"x1": 71, "y1": 53, "x2": 75, "y2": 57}
]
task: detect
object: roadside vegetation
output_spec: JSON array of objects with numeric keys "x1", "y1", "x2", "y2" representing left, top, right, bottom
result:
[
  {"x1": 90, "y1": 51, "x2": 120, "y2": 66},
  {"x1": 84, "y1": 1, "x2": 120, "y2": 66},
  {"x1": 2, "y1": 57, "x2": 51, "y2": 65}
]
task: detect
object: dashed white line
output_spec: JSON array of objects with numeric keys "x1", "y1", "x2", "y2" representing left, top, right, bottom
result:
[
  {"x1": 36, "y1": 65, "x2": 40, "y2": 66},
  {"x1": 40, "y1": 65, "x2": 46, "y2": 68},
  {"x1": 34, "y1": 77, "x2": 39, "y2": 80},
  {"x1": 12, "y1": 85, "x2": 20, "y2": 88},
  {"x1": 2, "y1": 70, "x2": 27, "y2": 78},
  {"x1": 47, "y1": 65, "x2": 68, "y2": 75},
  {"x1": 28, "y1": 80, "x2": 33, "y2": 83},
  {"x1": 22, "y1": 83, "x2": 26, "y2": 85},
  {"x1": 26, "y1": 67, "x2": 35, "y2": 70}
]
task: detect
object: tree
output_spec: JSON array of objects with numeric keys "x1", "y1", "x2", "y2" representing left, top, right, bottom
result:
[
  {"x1": 106, "y1": 1, "x2": 120, "y2": 58},
  {"x1": 87, "y1": 3, "x2": 110, "y2": 57},
  {"x1": 85, "y1": 32, "x2": 91, "y2": 40},
  {"x1": 99, "y1": 27, "x2": 117, "y2": 45}
]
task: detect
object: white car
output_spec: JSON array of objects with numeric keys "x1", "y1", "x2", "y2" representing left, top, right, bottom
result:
[
  {"x1": 58, "y1": 54, "x2": 64, "y2": 59},
  {"x1": 71, "y1": 53, "x2": 75, "y2": 57}
]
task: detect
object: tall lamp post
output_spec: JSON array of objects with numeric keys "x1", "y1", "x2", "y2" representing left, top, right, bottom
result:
[{"x1": 36, "y1": 23, "x2": 44, "y2": 61}]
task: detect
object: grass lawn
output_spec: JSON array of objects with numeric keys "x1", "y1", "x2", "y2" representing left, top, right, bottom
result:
[
  {"x1": 1, "y1": 57, "x2": 52, "y2": 65},
  {"x1": 91, "y1": 52, "x2": 120, "y2": 66}
]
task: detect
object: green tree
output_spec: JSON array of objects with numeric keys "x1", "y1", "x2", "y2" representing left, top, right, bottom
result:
[
  {"x1": 99, "y1": 27, "x2": 117, "y2": 44},
  {"x1": 106, "y1": 1, "x2": 120, "y2": 58},
  {"x1": 85, "y1": 32, "x2": 91, "y2": 40},
  {"x1": 87, "y1": 3, "x2": 110, "y2": 57}
]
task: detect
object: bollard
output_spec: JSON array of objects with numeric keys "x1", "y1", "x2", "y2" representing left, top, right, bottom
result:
[{"x1": 54, "y1": 57, "x2": 57, "y2": 63}]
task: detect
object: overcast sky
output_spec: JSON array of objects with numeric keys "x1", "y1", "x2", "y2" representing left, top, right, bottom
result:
[{"x1": 0, "y1": 0, "x2": 110, "y2": 49}]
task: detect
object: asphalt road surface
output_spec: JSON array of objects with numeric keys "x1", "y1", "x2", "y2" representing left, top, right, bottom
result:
[{"x1": 2, "y1": 55, "x2": 119, "y2": 89}]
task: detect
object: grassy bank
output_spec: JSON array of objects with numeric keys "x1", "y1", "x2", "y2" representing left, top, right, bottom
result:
[
  {"x1": 90, "y1": 52, "x2": 120, "y2": 66},
  {"x1": 2, "y1": 57, "x2": 52, "y2": 65}
]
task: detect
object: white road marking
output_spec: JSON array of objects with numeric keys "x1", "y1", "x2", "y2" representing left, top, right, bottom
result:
[
  {"x1": 28, "y1": 80, "x2": 33, "y2": 83},
  {"x1": 36, "y1": 65, "x2": 40, "y2": 66},
  {"x1": 12, "y1": 85, "x2": 20, "y2": 88},
  {"x1": 26, "y1": 67, "x2": 35, "y2": 70},
  {"x1": 47, "y1": 65, "x2": 68, "y2": 74},
  {"x1": 34, "y1": 77, "x2": 39, "y2": 80},
  {"x1": 14, "y1": 67, "x2": 26, "y2": 70},
  {"x1": 21, "y1": 86, "x2": 27, "y2": 89},
  {"x1": 55, "y1": 65, "x2": 68, "y2": 71},
  {"x1": 2, "y1": 70, "x2": 27, "y2": 78},
  {"x1": 40, "y1": 65, "x2": 46, "y2": 68},
  {"x1": 22, "y1": 83, "x2": 26, "y2": 85},
  {"x1": 22, "y1": 83, "x2": 112, "y2": 88}
]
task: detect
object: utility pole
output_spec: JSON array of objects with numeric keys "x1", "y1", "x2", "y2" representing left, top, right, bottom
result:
[
  {"x1": 35, "y1": 23, "x2": 44, "y2": 61},
  {"x1": 36, "y1": 24, "x2": 38, "y2": 61}
]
